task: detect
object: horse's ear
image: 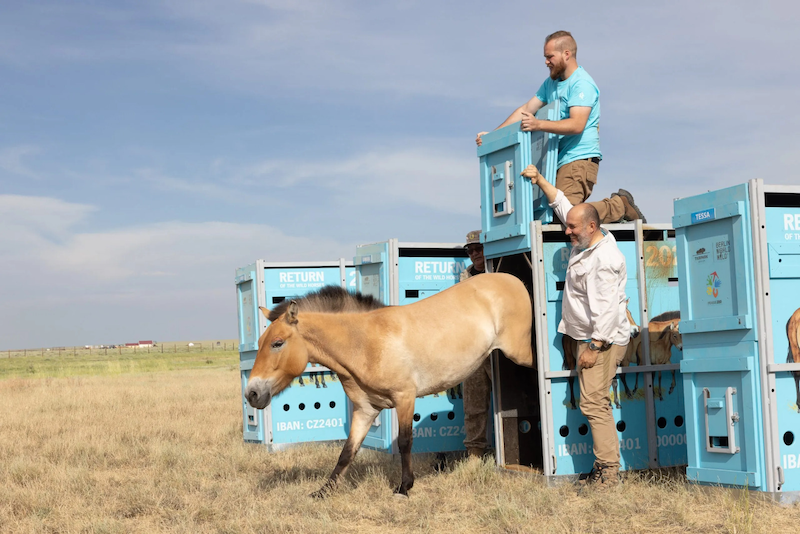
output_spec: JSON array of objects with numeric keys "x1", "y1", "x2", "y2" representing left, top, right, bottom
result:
[
  {"x1": 284, "y1": 300, "x2": 299, "y2": 325},
  {"x1": 259, "y1": 306, "x2": 269, "y2": 318}
]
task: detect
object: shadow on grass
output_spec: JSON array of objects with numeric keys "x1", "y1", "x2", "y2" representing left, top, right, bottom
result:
[{"x1": 254, "y1": 451, "x2": 464, "y2": 493}]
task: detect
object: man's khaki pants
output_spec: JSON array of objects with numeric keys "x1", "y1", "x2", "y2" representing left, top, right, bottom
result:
[
  {"x1": 556, "y1": 160, "x2": 625, "y2": 224},
  {"x1": 572, "y1": 339, "x2": 628, "y2": 471}
]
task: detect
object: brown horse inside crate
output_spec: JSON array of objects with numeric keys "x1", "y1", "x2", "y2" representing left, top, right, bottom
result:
[
  {"x1": 787, "y1": 307, "x2": 800, "y2": 410},
  {"x1": 244, "y1": 273, "x2": 534, "y2": 498}
]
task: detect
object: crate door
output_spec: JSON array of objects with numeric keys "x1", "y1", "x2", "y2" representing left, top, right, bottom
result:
[
  {"x1": 478, "y1": 100, "x2": 559, "y2": 258},
  {"x1": 355, "y1": 241, "x2": 395, "y2": 451},
  {"x1": 235, "y1": 266, "x2": 259, "y2": 354},
  {"x1": 674, "y1": 184, "x2": 766, "y2": 489}
]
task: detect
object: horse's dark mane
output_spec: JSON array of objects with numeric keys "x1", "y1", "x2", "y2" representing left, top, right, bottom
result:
[
  {"x1": 268, "y1": 285, "x2": 385, "y2": 322},
  {"x1": 650, "y1": 310, "x2": 680, "y2": 323}
]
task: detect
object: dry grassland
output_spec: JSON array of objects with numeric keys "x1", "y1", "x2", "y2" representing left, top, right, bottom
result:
[{"x1": 2, "y1": 366, "x2": 800, "y2": 533}]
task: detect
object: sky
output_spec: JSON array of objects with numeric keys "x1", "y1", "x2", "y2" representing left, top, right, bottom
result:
[{"x1": 1, "y1": 0, "x2": 798, "y2": 349}]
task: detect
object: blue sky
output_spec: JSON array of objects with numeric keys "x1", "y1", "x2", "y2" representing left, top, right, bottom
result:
[{"x1": 1, "y1": 0, "x2": 798, "y2": 349}]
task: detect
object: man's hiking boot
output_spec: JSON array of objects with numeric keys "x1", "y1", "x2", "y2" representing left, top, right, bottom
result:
[
  {"x1": 612, "y1": 189, "x2": 647, "y2": 223},
  {"x1": 576, "y1": 465, "x2": 620, "y2": 494}
]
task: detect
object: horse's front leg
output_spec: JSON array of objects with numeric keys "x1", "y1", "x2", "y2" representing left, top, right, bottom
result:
[
  {"x1": 311, "y1": 404, "x2": 379, "y2": 499},
  {"x1": 611, "y1": 377, "x2": 621, "y2": 409},
  {"x1": 394, "y1": 393, "x2": 416, "y2": 497}
]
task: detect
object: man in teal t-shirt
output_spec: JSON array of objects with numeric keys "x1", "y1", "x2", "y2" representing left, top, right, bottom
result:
[{"x1": 477, "y1": 31, "x2": 645, "y2": 224}]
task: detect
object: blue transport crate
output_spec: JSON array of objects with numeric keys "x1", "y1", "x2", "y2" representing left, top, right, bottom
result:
[
  {"x1": 476, "y1": 101, "x2": 560, "y2": 260},
  {"x1": 235, "y1": 259, "x2": 354, "y2": 450},
  {"x1": 482, "y1": 213, "x2": 684, "y2": 478},
  {"x1": 354, "y1": 239, "x2": 473, "y2": 454},
  {"x1": 674, "y1": 179, "x2": 800, "y2": 501}
]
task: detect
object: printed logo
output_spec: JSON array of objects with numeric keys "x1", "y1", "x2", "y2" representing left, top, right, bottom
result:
[
  {"x1": 579, "y1": 92, "x2": 585, "y2": 99},
  {"x1": 694, "y1": 246, "x2": 709, "y2": 262},
  {"x1": 706, "y1": 271, "x2": 722, "y2": 298}
]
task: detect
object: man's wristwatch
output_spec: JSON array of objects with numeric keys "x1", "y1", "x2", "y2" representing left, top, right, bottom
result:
[{"x1": 588, "y1": 342, "x2": 604, "y2": 352}]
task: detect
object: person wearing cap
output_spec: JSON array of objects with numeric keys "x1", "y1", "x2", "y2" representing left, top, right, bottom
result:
[
  {"x1": 459, "y1": 230, "x2": 491, "y2": 458},
  {"x1": 475, "y1": 30, "x2": 646, "y2": 224},
  {"x1": 460, "y1": 230, "x2": 485, "y2": 280}
]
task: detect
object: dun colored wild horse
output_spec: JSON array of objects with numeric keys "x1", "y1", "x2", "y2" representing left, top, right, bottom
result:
[
  {"x1": 787, "y1": 307, "x2": 800, "y2": 410},
  {"x1": 244, "y1": 273, "x2": 534, "y2": 498}
]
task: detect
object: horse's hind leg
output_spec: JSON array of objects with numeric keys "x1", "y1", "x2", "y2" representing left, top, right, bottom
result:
[
  {"x1": 393, "y1": 393, "x2": 416, "y2": 497},
  {"x1": 657, "y1": 372, "x2": 664, "y2": 401},
  {"x1": 621, "y1": 374, "x2": 633, "y2": 398},
  {"x1": 311, "y1": 404, "x2": 379, "y2": 499},
  {"x1": 669, "y1": 370, "x2": 676, "y2": 395},
  {"x1": 568, "y1": 376, "x2": 577, "y2": 410}
]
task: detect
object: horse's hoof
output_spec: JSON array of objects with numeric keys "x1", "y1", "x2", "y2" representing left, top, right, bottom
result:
[
  {"x1": 393, "y1": 484, "x2": 410, "y2": 498},
  {"x1": 310, "y1": 489, "x2": 330, "y2": 499},
  {"x1": 393, "y1": 492, "x2": 409, "y2": 500}
]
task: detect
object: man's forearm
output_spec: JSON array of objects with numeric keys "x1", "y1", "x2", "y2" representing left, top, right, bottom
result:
[
  {"x1": 536, "y1": 177, "x2": 558, "y2": 203},
  {"x1": 496, "y1": 106, "x2": 526, "y2": 130},
  {"x1": 534, "y1": 117, "x2": 585, "y2": 136}
]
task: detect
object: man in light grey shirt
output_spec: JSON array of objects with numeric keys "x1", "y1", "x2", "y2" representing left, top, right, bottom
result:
[{"x1": 521, "y1": 164, "x2": 629, "y2": 491}]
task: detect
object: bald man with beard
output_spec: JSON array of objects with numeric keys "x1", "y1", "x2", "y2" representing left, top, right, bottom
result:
[{"x1": 522, "y1": 164, "x2": 630, "y2": 492}]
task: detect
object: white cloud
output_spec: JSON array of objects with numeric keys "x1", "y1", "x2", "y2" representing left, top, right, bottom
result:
[
  {"x1": 0, "y1": 195, "x2": 352, "y2": 287},
  {"x1": 0, "y1": 194, "x2": 95, "y2": 251},
  {"x1": 0, "y1": 146, "x2": 41, "y2": 179},
  {"x1": 235, "y1": 144, "x2": 479, "y2": 214},
  {"x1": 0, "y1": 194, "x2": 357, "y2": 347},
  {"x1": 131, "y1": 144, "x2": 480, "y2": 215}
]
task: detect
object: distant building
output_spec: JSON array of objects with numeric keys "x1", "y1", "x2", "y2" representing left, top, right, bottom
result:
[{"x1": 124, "y1": 340, "x2": 154, "y2": 348}]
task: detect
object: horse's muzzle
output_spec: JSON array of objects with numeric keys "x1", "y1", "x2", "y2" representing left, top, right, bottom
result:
[{"x1": 245, "y1": 378, "x2": 272, "y2": 410}]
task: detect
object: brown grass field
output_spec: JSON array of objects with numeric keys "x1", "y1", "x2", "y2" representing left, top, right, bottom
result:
[{"x1": 1, "y1": 350, "x2": 800, "y2": 533}]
